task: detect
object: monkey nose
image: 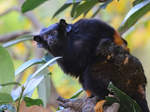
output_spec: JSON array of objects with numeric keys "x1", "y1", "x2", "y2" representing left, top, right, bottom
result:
[{"x1": 33, "y1": 35, "x2": 42, "y2": 42}]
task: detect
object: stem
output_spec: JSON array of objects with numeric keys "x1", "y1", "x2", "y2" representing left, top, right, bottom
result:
[
  {"x1": 0, "y1": 82, "x2": 21, "y2": 86},
  {"x1": 17, "y1": 86, "x2": 25, "y2": 112}
]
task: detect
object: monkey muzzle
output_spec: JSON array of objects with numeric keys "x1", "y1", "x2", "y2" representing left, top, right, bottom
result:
[{"x1": 33, "y1": 23, "x2": 59, "y2": 48}]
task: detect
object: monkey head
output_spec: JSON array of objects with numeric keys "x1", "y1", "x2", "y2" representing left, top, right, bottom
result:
[{"x1": 33, "y1": 19, "x2": 72, "y2": 56}]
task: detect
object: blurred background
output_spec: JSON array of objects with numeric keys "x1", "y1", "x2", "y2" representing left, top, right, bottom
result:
[{"x1": 0, "y1": 0, "x2": 150, "y2": 111}]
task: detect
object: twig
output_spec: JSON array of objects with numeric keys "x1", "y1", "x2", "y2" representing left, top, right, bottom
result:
[
  {"x1": 0, "y1": 6, "x2": 20, "y2": 17},
  {"x1": 0, "y1": 30, "x2": 30, "y2": 43},
  {"x1": 0, "y1": 82, "x2": 21, "y2": 86},
  {"x1": 17, "y1": 86, "x2": 25, "y2": 112}
]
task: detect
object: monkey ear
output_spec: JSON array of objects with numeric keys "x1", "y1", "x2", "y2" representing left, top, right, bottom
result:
[
  {"x1": 59, "y1": 19, "x2": 67, "y2": 26},
  {"x1": 59, "y1": 19, "x2": 72, "y2": 32}
]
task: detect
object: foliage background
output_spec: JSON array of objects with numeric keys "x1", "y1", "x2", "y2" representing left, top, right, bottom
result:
[{"x1": 0, "y1": 0, "x2": 150, "y2": 111}]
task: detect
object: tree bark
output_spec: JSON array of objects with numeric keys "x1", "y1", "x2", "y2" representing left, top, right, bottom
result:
[{"x1": 57, "y1": 96, "x2": 120, "y2": 112}]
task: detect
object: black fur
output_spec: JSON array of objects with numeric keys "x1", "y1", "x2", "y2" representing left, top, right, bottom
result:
[{"x1": 34, "y1": 19, "x2": 149, "y2": 112}]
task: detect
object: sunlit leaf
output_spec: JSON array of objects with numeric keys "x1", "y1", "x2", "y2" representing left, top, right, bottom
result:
[
  {"x1": 11, "y1": 75, "x2": 44, "y2": 101},
  {"x1": 43, "y1": 53, "x2": 53, "y2": 62},
  {"x1": 0, "y1": 45, "x2": 15, "y2": 93},
  {"x1": 15, "y1": 59, "x2": 45, "y2": 76},
  {"x1": 119, "y1": 0, "x2": 150, "y2": 34},
  {"x1": 2, "y1": 35, "x2": 32, "y2": 48},
  {"x1": 0, "y1": 93, "x2": 13, "y2": 104},
  {"x1": 11, "y1": 57, "x2": 61, "y2": 100},
  {"x1": 91, "y1": 6, "x2": 101, "y2": 17},
  {"x1": 24, "y1": 75, "x2": 44, "y2": 96},
  {"x1": 70, "y1": 88, "x2": 83, "y2": 99},
  {"x1": 21, "y1": 0, "x2": 48, "y2": 13},
  {"x1": 24, "y1": 97, "x2": 43, "y2": 107},
  {"x1": 11, "y1": 87, "x2": 22, "y2": 101},
  {"x1": 30, "y1": 57, "x2": 61, "y2": 79}
]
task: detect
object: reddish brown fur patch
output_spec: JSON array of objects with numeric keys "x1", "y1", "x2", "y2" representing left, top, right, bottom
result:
[
  {"x1": 126, "y1": 80, "x2": 131, "y2": 86},
  {"x1": 107, "y1": 54, "x2": 114, "y2": 60},
  {"x1": 113, "y1": 31, "x2": 129, "y2": 51},
  {"x1": 85, "y1": 90, "x2": 92, "y2": 97},
  {"x1": 123, "y1": 56, "x2": 129, "y2": 64},
  {"x1": 107, "y1": 55, "x2": 111, "y2": 60},
  {"x1": 94, "y1": 100, "x2": 106, "y2": 112}
]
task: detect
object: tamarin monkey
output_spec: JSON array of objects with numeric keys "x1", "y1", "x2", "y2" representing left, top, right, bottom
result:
[{"x1": 34, "y1": 19, "x2": 149, "y2": 112}]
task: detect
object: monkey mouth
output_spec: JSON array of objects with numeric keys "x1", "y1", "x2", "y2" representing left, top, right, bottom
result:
[
  {"x1": 33, "y1": 35, "x2": 58, "y2": 50},
  {"x1": 36, "y1": 43, "x2": 44, "y2": 48},
  {"x1": 33, "y1": 35, "x2": 45, "y2": 48}
]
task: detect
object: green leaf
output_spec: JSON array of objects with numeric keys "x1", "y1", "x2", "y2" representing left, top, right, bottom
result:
[
  {"x1": 71, "y1": 3, "x2": 80, "y2": 17},
  {"x1": 0, "y1": 45, "x2": 15, "y2": 93},
  {"x1": 24, "y1": 97, "x2": 43, "y2": 107},
  {"x1": 105, "y1": 96, "x2": 119, "y2": 106},
  {"x1": 0, "y1": 93, "x2": 13, "y2": 104},
  {"x1": 15, "y1": 53, "x2": 53, "y2": 76},
  {"x1": 119, "y1": 0, "x2": 150, "y2": 34},
  {"x1": 133, "y1": 0, "x2": 144, "y2": 6},
  {"x1": 52, "y1": 4, "x2": 71, "y2": 18},
  {"x1": 99, "y1": 0, "x2": 113, "y2": 9},
  {"x1": 2, "y1": 35, "x2": 32, "y2": 48},
  {"x1": 91, "y1": 6, "x2": 101, "y2": 17},
  {"x1": 29, "y1": 57, "x2": 62, "y2": 79},
  {"x1": 15, "y1": 59, "x2": 45, "y2": 76},
  {"x1": 12, "y1": 56, "x2": 61, "y2": 101},
  {"x1": 91, "y1": 0, "x2": 113, "y2": 17},
  {"x1": 70, "y1": 88, "x2": 83, "y2": 99},
  {"x1": 21, "y1": 0, "x2": 48, "y2": 13},
  {"x1": 73, "y1": 0, "x2": 98, "y2": 18},
  {"x1": 107, "y1": 82, "x2": 142, "y2": 112},
  {"x1": 37, "y1": 54, "x2": 53, "y2": 106},
  {"x1": 24, "y1": 75, "x2": 44, "y2": 95},
  {"x1": 52, "y1": 0, "x2": 82, "y2": 18},
  {"x1": 38, "y1": 74, "x2": 51, "y2": 107},
  {"x1": 11, "y1": 75, "x2": 45, "y2": 101},
  {"x1": 42, "y1": 53, "x2": 53, "y2": 62}
]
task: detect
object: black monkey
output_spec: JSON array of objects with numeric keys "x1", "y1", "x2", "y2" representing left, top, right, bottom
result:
[{"x1": 34, "y1": 19, "x2": 149, "y2": 112}]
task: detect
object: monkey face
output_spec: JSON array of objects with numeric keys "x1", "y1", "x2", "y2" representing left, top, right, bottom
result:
[
  {"x1": 33, "y1": 23, "x2": 59, "y2": 50},
  {"x1": 33, "y1": 19, "x2": 72, "y2": 54}
]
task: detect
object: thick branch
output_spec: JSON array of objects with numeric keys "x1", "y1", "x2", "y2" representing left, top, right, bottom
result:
[
  {"x1": 0, "y1": 30, "x2": 30, "y2": 43},
  {"x1": 57, "y1": 96, "x2": 120, "y2": 112}
]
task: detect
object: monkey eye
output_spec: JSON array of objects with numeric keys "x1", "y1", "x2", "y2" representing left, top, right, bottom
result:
[{"x1": 50, "y1": 30, "x2": 57, "y2": 36}]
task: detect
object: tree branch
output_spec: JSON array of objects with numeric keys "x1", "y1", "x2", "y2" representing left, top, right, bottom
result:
[
  {"x1": 0, "y1": 6, "x2": 20, "y2": 17},
  {"x1": 0, "y1": 30, "x2": 30, "y2": 43},
  {"x1": 57, "y1": 96, "x2": 120, "y2": 112}
]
